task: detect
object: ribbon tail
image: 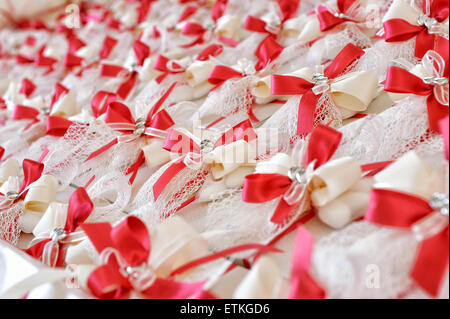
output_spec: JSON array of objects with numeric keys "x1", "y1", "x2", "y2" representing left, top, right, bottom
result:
[
  {"x1": 297, "y1": 91, "x2": 321, "y2": 136},
  {"x1": 142, "y1": 278, "x2": 205, "y2": 299},
  {"x1": 117, "y1": 72, "x2": 137, "y2": 100},
  {"x1": 125, "y1": 150, "x2": 146, "y2": 184},
  {"x1": 427, "y1": 95, "x2": 449, "y2": 133},
  {"x1": 288, "y1": 226, "x2": 326, "y2": 299},
  {"x1": 271, "y1": 198, "x2": 296, "y2": 225},
  {"x1": 410, "y1": 228, "x2": 449, "y2": 297},
  {"x1": 152, "y1": 158, "x2": 187, "y2": 201},
  {"x1": 85, "y1": 138, "x2": 119, "y2": 162}
]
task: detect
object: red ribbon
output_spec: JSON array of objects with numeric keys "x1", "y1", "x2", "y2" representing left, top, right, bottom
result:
[
  {"x1": 383, "y1": 0, "x2": 449, "y2": 58},
  {"x1": 0, "y1": 146, "x2": 4, "y2": 161},
  {"x1": 50, "y1": 83, "x2": 69, "y2": 108},
  {"x1": 212, "y1": 0, "x2": 227, "y2": 22},
  {"x1": 100, "y1": 63, "x2": 138, "y2": 99},
  {"x1": 153, "y1": 55, "x2": 185, "y2": 83},
  {"x1": 178, "y1": 6, "x2": 198, "y2": 23},
  {"x1": 317, "y1": 0, "x2": 357, "y2": 32},
  {"x1": 19, "y1": 78, "x2": 36, "y2": 98},
  {"x1": 153, "y1": 119, "x2": 257, "y2": 201},
  {"x1": 244, "y1": 16, "x2": 278, "y2": 35},
  {"x1": 12, "y1": 105, "x2": 39, "y2": 122},
  {"x1": 18, "y1": 159, "x2": 45, "y2": 199},
  {"x1": 440, "y1": 116, "x2": 449, "y2": 159},
  {"x1": 133, "y1": 40, "x2": 151, "y2": 66},
  {"x1": 91, "y1": 91, "x2": 117, "y2": 118},
  {"x1": 46, "y1": 116, "x2": 73, "y2": 137},
  {"x1": 25, "y1": 188, "x2": 94, "y2": 267},
  {"x1": 288, "y1": 226, "x2": 326, "y2": 299},
  {"x1": 100, "y1": 36, "x2": 118, "y2": 59},
  {"x1": 197, "y1": 44, "x2": 223, "y2": 61},
  {"x1": 365, "y1": 188, "x2": 449, "y2": 297},
  {"x1": 181, "y1": 22, "x2": 208, "y2": 48},
  {"x1": 255, "y1": 35, "x2": 284, "y2": 71},
  {"x1": 86, "y1": 83, "x2": 176, "y2": 163},
  {"x1": 271, "y1": 43, "x2": 364, "y2": 134},
  {"x1": 82, "y1": 216, "x2": 205, "y2": 299},
  {"x1": 384, "y1": 66, "x2": 449, "y2": 132},
  {"x1": 64, "y1": 53, "x2": 84, "y2": 68},
  {"x1": 242, "y1": 124, "x2": 342, "y2": 224},
  {"x1": 276, "y1": 0, "x2": 301, "y2": 22},
  {"x1": 207, "y1": 65, "x2": 244, "y2": 85}
]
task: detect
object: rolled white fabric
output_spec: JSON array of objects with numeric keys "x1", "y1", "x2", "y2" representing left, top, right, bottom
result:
[
  {"x1": 233, "y1": 256, "x2": 286, "y2": 299},
  {"x1": 186, "y1": 60, "x2": 216, "y2": 87},
  {"x1": 139, "y1": 56, "x2": 163, "y2": 82},
  {"x1": 23, "y1": 96, "x2": 46, "y2": 111},
  {"x1": 317, "y1": 178, "x2": 374, "y2": 229},
  {"x1": 149, "y1": 216, "x2": 209, "y2": 277},
  {"x1": 32, "y1": 202, "x2": 68, "y2": 238},
  {"x1": 65, "y1": 239, "x2": 95, "y2": 265},
  {"x1": 330, "y1": 71, "x2": 379, "y2": 111},
  {"x1": 142, "y1": 139, "x2": 172, "y2": 168},
  {"x1": 253, "y1": 68, "x2": 314, "y2": 99},
  {"x1": 18, "y1": 211, "x2": 43, "y2": 234},
  {"x1": 3, "y1": 82, "x2": 24, "y2": 106},
  {"x1": 207, "y1": 140, "x2": 250, "y2": 180},
  {"x1": 254, "y1": 153, "x2": 293, "y2": 176},
  {"x1": 374, "y1": 151, "x2": 438, "y2": 199},
  {"x1": 24, "y1": 175, "x2": 59, "y2": 213},
  {"x1": 382, "y1": 0, "x2": 420, "y2": 25},
  {"x1": 309, "y1": 157, "x2": 362, "y2": 207},
  {"x1": 0, "y1": 158, "x2": 20, "y2": 185},
  {"x1": 215, "y1": 15, "x2": 241, "y2": 40},
  {"x1": 50, "y1": 93, "x2": 78, "y2": 117},
  {"x1": 297, "y1": 16, "x2": 324, "y2": 43}
]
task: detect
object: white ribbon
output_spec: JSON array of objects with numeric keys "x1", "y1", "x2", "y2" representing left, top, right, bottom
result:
[{"x1": 421, "y1": 50, "x2": 449, "y2": 106}]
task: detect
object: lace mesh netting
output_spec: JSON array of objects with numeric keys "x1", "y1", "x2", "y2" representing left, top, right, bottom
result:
[
  {"x1": 0, "y1": 203, "x2": 23, "y2": 246},
  {"x1": 312, "y1": 221, "x2": 449, "y2": 299},
  {"x1": 202, "y1": 94, "x2": 446, "y2": 253}
]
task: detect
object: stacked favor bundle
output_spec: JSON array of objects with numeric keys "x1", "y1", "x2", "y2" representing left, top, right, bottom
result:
[{"x1": 0, "y1": 0, "x2": 448, "y2": 299}]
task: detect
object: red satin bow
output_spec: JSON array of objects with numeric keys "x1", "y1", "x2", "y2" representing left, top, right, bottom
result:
[
  {"x1": 242, "y1": 124, "x2": 342, "y2": 224},
  {"x1": 383, "y1": 0, "x2": 449, "y2": 58},
  {"x1": 153, "y1": 55, "x2": 185, "y2": 83},
  {"x1": 271, "y1": 43, "x2": 365, "y2": 135},
  {"x1": 18, "y1": 159, "x2": 44, "y2": 199},
  {"x1": 384, "y1": 66, "x2": 449, "y2": 132},
  {"x1": 50, "y1": 83, "x2": 69, "y2": 108},
  {"x1": 365, "y1": 188, "x2": 449, "y2": 297},
  {"x1": 25, "y1": 188, "x2": 94, "y2": 267},
  {"x1": 82, "y1": 216, "x2": 205, "y2": 299},
  {"x1": 153, "y1": 119, "x2": 257, "y2": 201},
  {"x1": 12, "y1": 105, "x2": 40, "y2": 123},
  {"x1": 288, "y1": 226, "x2": 326, "y2": 299},
  {"x1": 317, "y1": 0, "x2": 357, "y2": 32},
  {"x1": 0, "y1": 146, "x2": 4, "y2": 161},
  {"x1": 181, "y1": 22, "x2": 208, "y2": 48},
  {"x1": 212, "y1": 0, "x2": 227, "y2": 22},
  {"x1": 100, "y1": 63, "x2": 138, "y2": 99},
  {"x1": 85, "y1": 83, "x2": 176, "y2": 164}
]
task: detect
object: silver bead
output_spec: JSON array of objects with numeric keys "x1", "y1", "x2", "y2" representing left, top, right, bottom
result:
[
  {"x1": 430, "y1": 193, "x2": 449, "y2": 216},
  {"x1": 312, "y1": 73, "x2": 329, "y2": 84},
  {"x1": 51, "y1": 227, "x2": 67, "y2": 242},
  {"x1": 288, "y1": 166, "x2": 308, "y2": 184},
  {"x1": 133, "y1": 118, "x2": 146, "y2": 136},
  {"x1": 6, "y1": 191, "x2": 19, "y2": 201},
  {"x1": 40, "y1": 107, "x2": 50, "y2": 115},
  {"x1": 200, "y1": 139, "x2": 214, "y2": 153}
]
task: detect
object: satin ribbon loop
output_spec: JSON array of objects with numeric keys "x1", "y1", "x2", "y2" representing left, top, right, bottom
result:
[
  {"x1": 412, "y1": 193, "x2": 449, "y2": 241},
  {"x1": 422, "y1": 50, "x2": 449, "y2": 105}
]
